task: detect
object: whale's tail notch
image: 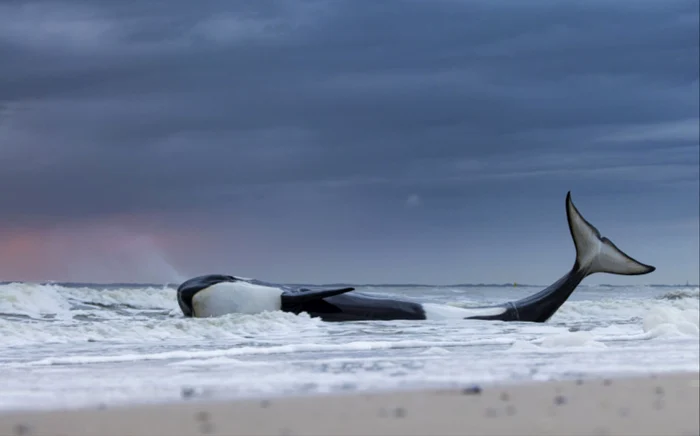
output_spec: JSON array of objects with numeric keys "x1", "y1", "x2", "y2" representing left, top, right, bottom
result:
[{"x1": 566, "y1": 191, "x2": 655, "y2": 277}]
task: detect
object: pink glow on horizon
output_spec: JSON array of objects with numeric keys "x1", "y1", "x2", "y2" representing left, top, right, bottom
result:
[{"x1": 0, "y1": 215, "x2": 206, "y2": 283}]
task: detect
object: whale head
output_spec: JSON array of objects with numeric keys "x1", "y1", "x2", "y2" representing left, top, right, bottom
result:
[
  {"x1": 176, "y1": 274, "x2": 238, "y2": 317},
  {"x1": 176, "y1": 274, "x2": 284, "y2": 317}
]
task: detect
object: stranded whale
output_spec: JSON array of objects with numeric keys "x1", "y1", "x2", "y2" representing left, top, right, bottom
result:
[{"x1": 176, "y1": 192, "x2": 655, "y2": 322}]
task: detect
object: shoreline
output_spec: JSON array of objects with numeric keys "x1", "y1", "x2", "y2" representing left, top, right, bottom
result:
[{"x1": 1, "y1": 371, "x2": 697, "y2": 436}]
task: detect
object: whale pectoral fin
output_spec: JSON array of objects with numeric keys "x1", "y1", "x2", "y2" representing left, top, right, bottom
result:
[
  {"x1": 281, "y1": 287, "x2": 355, "y2": 306},
  {"x1": 281, "y1": 287, "x2": 355, "y2": 316},
  {"x1": 280, "y1": 288, "x2": 355, "y2": 314}
]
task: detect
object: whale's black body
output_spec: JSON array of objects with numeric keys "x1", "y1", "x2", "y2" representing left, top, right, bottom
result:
[
  {"x1": 176, "y1": 266, "x2": 587, "y2": 322},
  {"x1": 177, "y1": 192, "x2": 656, "y2": 322}
]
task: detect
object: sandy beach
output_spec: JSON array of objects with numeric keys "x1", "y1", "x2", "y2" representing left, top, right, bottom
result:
[{"x1": 1, "y1": 371, "x2": 697, "y2": 436}]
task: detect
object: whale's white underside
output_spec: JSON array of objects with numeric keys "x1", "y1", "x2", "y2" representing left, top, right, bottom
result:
[{"x1": 192, "y1": 282, "x2": 283, "y2": 317}]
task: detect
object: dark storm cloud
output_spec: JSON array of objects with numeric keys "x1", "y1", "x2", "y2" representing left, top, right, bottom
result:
[{"x1": 0, "y1": 0, "x2": 698, "y2": 225}]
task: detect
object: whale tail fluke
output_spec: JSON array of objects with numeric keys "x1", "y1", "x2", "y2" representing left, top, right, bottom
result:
[{"x1": 566, "y1": 191, "x2": 655, "y2": 277}]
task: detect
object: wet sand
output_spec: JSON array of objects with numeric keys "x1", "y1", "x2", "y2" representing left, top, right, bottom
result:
[{"x1": 0, "y1": 372, "x2": 698, "y2": 436}]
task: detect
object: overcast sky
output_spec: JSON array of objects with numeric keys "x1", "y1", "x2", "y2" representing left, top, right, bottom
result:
[{"x1": 0, "y1": 0, "x2": 698, "y2": 286}]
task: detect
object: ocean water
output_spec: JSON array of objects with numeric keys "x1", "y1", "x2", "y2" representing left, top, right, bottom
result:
[{"x1": 0, "y1": 281, "x2": 698, "y2": 412}]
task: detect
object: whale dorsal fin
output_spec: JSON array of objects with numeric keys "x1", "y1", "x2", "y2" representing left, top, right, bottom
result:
[{"x1": 281, "y1": 287, "x2": 355, "y2": 305}]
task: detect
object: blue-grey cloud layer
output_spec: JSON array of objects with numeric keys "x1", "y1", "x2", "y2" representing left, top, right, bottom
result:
[{"x1": 0, "y1": 0, "x2": 698, "y2": 284}]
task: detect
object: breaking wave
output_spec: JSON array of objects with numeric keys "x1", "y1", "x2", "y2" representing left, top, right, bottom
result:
[{"x1": 0, "y1": 282, "x2": 697, "y2": 348}]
